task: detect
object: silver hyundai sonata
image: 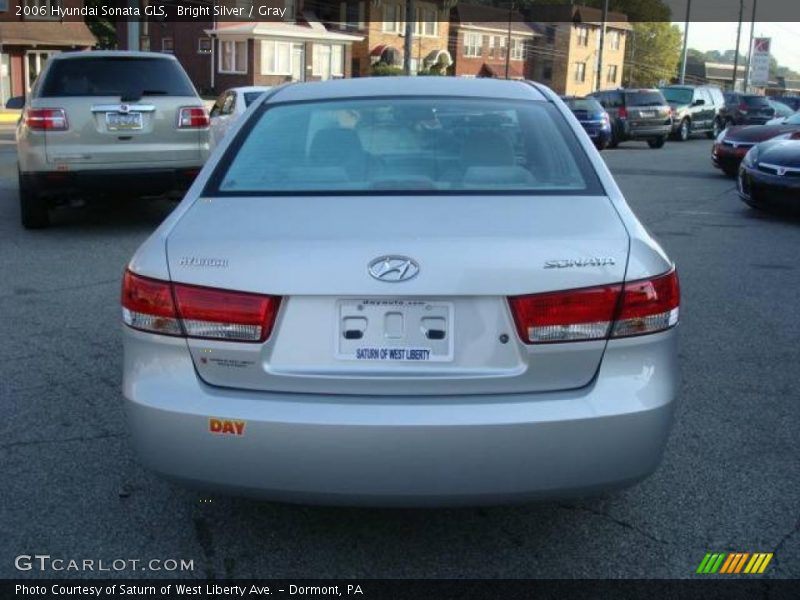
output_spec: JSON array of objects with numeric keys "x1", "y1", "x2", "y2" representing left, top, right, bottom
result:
[{"x1": 122, "y1": 77, "x2": 679, "y2": 506}]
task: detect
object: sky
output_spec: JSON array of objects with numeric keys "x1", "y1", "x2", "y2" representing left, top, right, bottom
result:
[{"x1": 674, "y1": 22, "x2": 800, "y2": 73}]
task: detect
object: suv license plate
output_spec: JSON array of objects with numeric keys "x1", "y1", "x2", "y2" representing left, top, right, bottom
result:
[
  {"x1": 640, "y1": 111, "x2": 656, "y2": 118},
  {"x1": 106, "y1": 112, "x2": 143, "y2": 131}
]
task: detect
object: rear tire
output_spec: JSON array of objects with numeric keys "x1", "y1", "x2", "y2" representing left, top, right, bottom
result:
[
  {"x1": 607, "y1": 128, "x2": 619, "y2": 149},
  {"x1": 707, "y1": 119, "x2": 721, "y2": 139},
  {"x1": 677, "y1": 118, "x2": 690, "y2": 141},
  {"x1": 18, "y1": 172, "x2": 50, "y2": 229},
  {"x1": 647, "y1": 136, "x2": 666, "y2": 149}
]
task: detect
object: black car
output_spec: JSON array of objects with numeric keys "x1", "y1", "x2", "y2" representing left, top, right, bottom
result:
[
  {"x1": 738, "y1": 134, "x2": 800, "y2": 210},
  {"x1": 561, "y1": 95, "x2": 612, "y2": 150},
  {"x1": 722, "y1": 92, "x2": 775, "y2": 126},
  {"x1": 590, "y1": 88, "x2": 672, "y2": 149},
  {"x1": 659, "y1": 84, "x2": 725, "y2": 141}
]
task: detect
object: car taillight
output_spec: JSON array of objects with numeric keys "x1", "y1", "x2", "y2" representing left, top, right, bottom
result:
[
  {"x1": 738, "y1": 102, "x2": 749, "y2": 114},
  {"x1": 24, "y1": 108, "x2": 68, "y2": 131},
  {"x1": 122, "y1": 270, "x2": 281, "y2": 343},
  {"x1": 508, "y1": 269, "x2": 679, "y2": 344},
  {"x1": 618, "y1": 106, "x2": 628, "y2": 119},
  {"x1": 177, "y1": 106, "x2": 210, "y2": 129}
]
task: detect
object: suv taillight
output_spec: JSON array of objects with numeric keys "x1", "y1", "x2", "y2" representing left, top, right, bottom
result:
[
  {"x1": 618, "y1": 106, "x2": 628, "y2": 119},
  {"x1": 738, "y1": 102, "x2": 749, "y2": 114},
  {"x1": 177, "y1": 106, "x2": 210, "y2": 129},
  {"x1": 24, "y1": 108, "x2": 68, "y2": 131},
  {"x1": 122, "y1": 270, "x2": 281, "y2": 343},
  {"x1": 508, "y1": 269, "x2": 679, "y2": 344}
]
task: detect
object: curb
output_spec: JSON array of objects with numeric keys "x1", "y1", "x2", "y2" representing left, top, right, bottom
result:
[{"x1": 0, "y1": 112, "x2": 20, "y2": 124}]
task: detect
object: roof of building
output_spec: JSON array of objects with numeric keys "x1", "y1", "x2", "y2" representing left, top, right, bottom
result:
[
  {"x1": 527, "y1": 4, "x2": 631, "y2": 30},
  {"x1": 0, "y1": 21, "x2": 96, "y2": 47},
  {"x1": 451, "y1": 4, "x2": 537, "y2": 36},
  {"x1": 267, "y1": 77, "x2": 547, "y2": 103}
]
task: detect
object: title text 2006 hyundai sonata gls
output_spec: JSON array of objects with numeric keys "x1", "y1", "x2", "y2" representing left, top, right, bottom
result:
[{"x1": 122, "y1": 78, "x2": 679, "y2": 506}]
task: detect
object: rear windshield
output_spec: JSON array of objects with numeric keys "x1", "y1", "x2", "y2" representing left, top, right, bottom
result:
[
  {"x1": 209, "y1": 98, "x2": 602, "y2": 195},
  {"x1": 38, "y1": 57, "x2": 196, "y2": 98},
  {"x1": 563, "y1": 97, "x2": 603, "y2": 113},
  {"x1": 625, "y1": 91, "x2": 667, "y2": 107},
  {"x1": 244, "y1": 91, "x2": 267, "y2": 107},
  {"x1": 743, "y1": 95, "x2": 769, "y2": 107},
  {"x1": 660, "y1": 87, "x2": 693, "y2": 104}
]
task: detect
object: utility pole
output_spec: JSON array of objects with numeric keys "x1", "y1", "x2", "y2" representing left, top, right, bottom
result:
[
  {"x1": 732, "y1": 0, "x2": 744, "y2": 90},
  {"x1": 595, "y1": 0, "x2": 609, "y2": 92},
  {"x1": 679, "y1": 0, "x2": 691, "y2": 84},
  {"x1": 505, "y1": 1, "x2": 513, "y2": 79},
  {"x1": 404, "y1": 0, "x2": 415, "y2": 75},
  {"x1": 743, "y1": 0, "x2": 758, "y2": 92},
  {"x1": 627, "y1": 27, "x2": 636, "y2": 86}
]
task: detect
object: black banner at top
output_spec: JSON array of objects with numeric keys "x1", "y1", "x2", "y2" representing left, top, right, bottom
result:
[{"x1": 25, "y1": 1, "x2": 800, "y2": 23}]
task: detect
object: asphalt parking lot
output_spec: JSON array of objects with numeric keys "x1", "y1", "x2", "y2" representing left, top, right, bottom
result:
[{"x1": 0, "y1": 127, "x2": 798, "y2": 580}]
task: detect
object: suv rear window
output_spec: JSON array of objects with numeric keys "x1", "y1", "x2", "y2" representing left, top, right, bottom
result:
[
  {"x1": 38, "y1": 57, "x2": 196, "y2": 98},
  {"x1": 210, "y1": 98, "x2": 603, "y2": 195},
  {"x1": 625, "y1": 91, "x2": 667, "y2": 107},
  {"x1": 742, "y1": 95, "x2": 769, "y2": 107}
]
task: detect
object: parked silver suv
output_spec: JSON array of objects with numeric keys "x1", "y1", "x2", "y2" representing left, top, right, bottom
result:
[{"x1": 13, "y1": 51, "x2": 210, "y2": 228}]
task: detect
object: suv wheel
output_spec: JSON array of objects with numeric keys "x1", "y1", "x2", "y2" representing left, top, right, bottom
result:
[
  {"x1": 707, "y1": 119, "x2": 721, "y2": 139},
  {"x1": 677, "y1": 119, "x2": 690, "y2": 141},
  {"x1": 647, "y1": 136, "x2": 666, "y2": 149},
  {"x1": 18, "y1": 172, "x2": 50, "y2": 229}
]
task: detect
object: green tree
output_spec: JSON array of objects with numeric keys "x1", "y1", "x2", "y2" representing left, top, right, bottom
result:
[
  {"x1": 623, "y1": 22, "x2": 682, "y2": 87},
  {"x1": 84, "y1": 0, "x2": 117, "y2": 49}
]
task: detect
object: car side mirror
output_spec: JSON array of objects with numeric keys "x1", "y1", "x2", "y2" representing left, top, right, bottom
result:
[
  {"x1": 209, "y1": 105, "x2": 220, "y2": 117},
  {"x1": 693, "y1": 99, "x2": 705, "y2": 106},
  {"x1": 5, "y1": 96, "x2": 24, "y2": 110}
]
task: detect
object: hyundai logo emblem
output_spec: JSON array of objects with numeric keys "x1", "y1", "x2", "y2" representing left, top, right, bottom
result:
[
  {"x1": 368, "y1": 256, "x2": 419, "y2": 282},
  {"x1": 776, "y1": 167, "x2": 787, "y2": 176}
]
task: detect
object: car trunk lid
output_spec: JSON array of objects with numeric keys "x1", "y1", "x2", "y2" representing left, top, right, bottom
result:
[{"x1": 165, "y1": 194, "x2": 630, "y2": 396}]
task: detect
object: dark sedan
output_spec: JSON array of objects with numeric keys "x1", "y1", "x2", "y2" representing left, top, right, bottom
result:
[
  {"x1": 738, "y1": 134, "x2": 800, "y2": 210},
  {"x1": 712, "y1": 112, "x2": 800, "y2": 177},
  {"x1": 562, "y1": 96, "x2": 612, "y2": 150}
]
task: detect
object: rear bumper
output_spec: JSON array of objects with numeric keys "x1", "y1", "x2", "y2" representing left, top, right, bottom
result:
[
  {"x1": 122, "y1": 327, "x2": 678, "y2": 506},
  {"x1": 21, "y1": 167, "x2": 202, "y2": 197},
  {"x1": 623, "y1": 123, "x2": 672, "y2": 140}
]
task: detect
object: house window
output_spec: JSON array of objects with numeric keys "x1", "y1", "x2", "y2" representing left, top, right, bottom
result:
[
  {"x1": 219, "y1": 40, "x2": 248, "y2": 74},
  {"x1": 576, "y1": 25, "x2": 589, "y2": 47},
  {"x1": 608, "y1": 31, "x2": 621, "y2": 50},
  {"x1": 312, "y1": 44, "x2": 344, "y2": 80},
  {"x1": 542, "y1": 60, "x2": 553, "y2": 81},
  {"x1": 488, "y1": 36, "x2": 495, "y2": 58},
  {"x1": 382, "y1": 2, "x2": 404, "y2": 33},
  {"x1": 545, "y1": 25, "x2": 556, "y2": 45},
  {"x1": 162, "y1": 38, "x2": 174, "y2": 54},
  {"x1": 261, "y1": 40, "x2": 293, "y2": 76},
  {"x1": 340, "y1": 1, "x2": 366, "y2": 30},
  {"x1": 574, "y1": 62, "x2": 586, "y2": 83},
  {"x1": 463, "y1": 32, "x2": 482, "y2": 58},
  {"x1": 0, "y1": 0, "x2": 9, "y2": 11},
  {"x1": 140, "y1": 36, "x2": 150, "y2": 52},
  {"x1": 607, "y1": 64, "x2": 618, "y2": 83},
  {"x1": 511, "y1": 38, "x2": 524, "y2": 60},
  {"x1": 198, "y1": 38, "x2": 212, "y2": 54},
  {"x1": 413, "y1": 7, "x2": 437, "y2": 36}
]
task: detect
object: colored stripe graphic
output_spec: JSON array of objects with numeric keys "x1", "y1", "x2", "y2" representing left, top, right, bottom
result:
[{"x1": 700, "y1": 552, "x2": 774, "y2": 574}]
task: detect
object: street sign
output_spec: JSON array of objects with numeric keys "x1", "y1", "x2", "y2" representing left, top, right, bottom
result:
[{"x1": 749, "y1": 37, "x2": 771, "y2": 87}]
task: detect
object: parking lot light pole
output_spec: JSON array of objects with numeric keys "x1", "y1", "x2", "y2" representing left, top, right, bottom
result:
[
  {"x1": 732, "y1": 0, "x2": 744, "y2": 91},
  {"x1": 404, "y1": 0, "x2": 415, "y2": 75},
  {"x1": 743, "y1": 0, "x2": 758, "y2": 93},
  {"x1": 595, "y1": 0, "x2": 609, "y2": 92}
]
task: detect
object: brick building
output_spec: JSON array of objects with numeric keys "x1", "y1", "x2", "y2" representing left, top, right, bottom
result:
[
  {"x1": 116, "y1": 1, "x2": 362, "y2": 94},
  {"x1": 527, "y1": 4, "x2": 629, "y2": 96},
  {"x1": 0, "y1": 0, "x2": 96, "y2": 104},
  {"x1": 319, "y1": 0, "x2": 453, "y2": 77},
  {"x1": 448, "y1": 3, "x2": 536, "y2": 80}
]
